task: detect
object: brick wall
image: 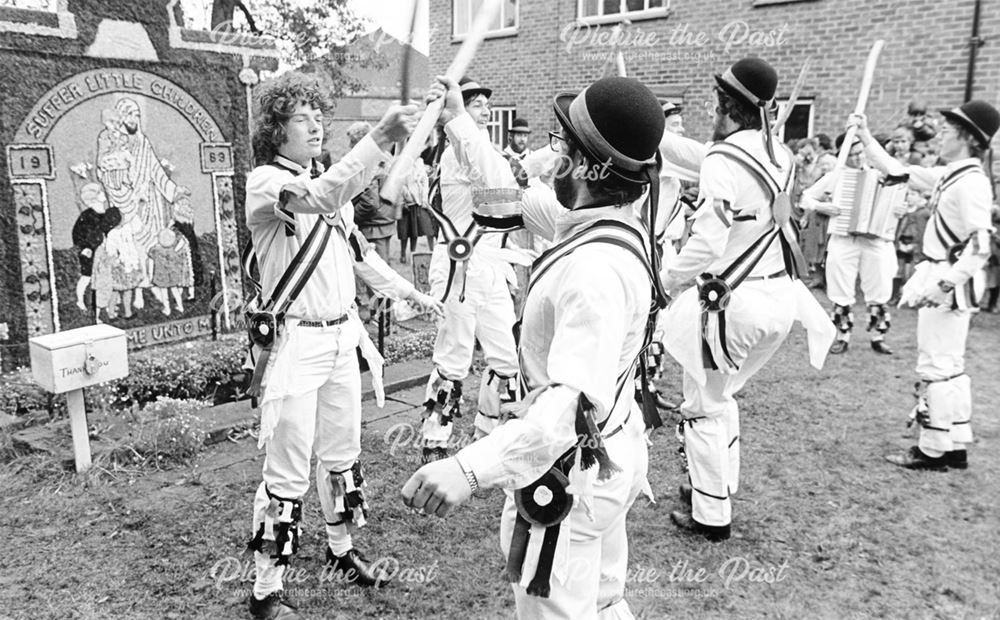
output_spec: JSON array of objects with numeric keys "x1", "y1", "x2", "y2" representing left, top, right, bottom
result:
[{"x1": 429, "y1": 0, "x2": 1000, "y2": 155}]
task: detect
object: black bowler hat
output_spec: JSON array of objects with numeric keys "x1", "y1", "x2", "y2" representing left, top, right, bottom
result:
[
  {"x1": 552, "y1": 76, "x2": 664, "y2": 184},
  {"x1": 714, "y1": 57, "x2": 780, "y2": 165},
  {"x1": 510, "y1": 118, "x2": 531, "y2": 133},
  {"x1": 940, "y1": 100, "x2": 1000, "y2": 147},
  {"x1": 459, "y1": 76, "x2": 492, "y2": 101},
  {"x1": 714, "y1": 57, "x2": 777, "y2": 107}
]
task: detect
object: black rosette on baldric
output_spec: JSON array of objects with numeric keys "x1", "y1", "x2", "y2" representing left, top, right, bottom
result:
[
  {"x1": 505, "y1": 464, "x2": 574, "y2": 598},
  {"x1": 447, "y1": 237, "x2": 473, "y2": 262},
  {"x1": 697, "y1": 275, "x2": 732, "y2": 313},
  {"x1": 514, "y1": 468, "x2": 573, "y2": 527},
  {"x1": 248, "y1": 311, "x2": 277, "y2": 348}
]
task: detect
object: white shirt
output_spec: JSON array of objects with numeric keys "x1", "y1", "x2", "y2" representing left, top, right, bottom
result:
[
  {"x1": 245, "y1": 136, "x2": 414, "y2": 320},
  {"x1": 444, "y1": 113, "x2": 651, "y2": 489},
  {"x1": 865, "y1": 144, "x2": 993, "y2": 284},
  {"x1": 662, "y1": 129, "x2": 792, "y2": 289}
]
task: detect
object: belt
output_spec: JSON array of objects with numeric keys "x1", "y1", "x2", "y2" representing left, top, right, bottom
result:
[
  {"x1": 294, "y1": 315, "x2": 349, "y2": 327},
  {"x1": 743, "y1": 268, "x2": 787, "y2": 282}
]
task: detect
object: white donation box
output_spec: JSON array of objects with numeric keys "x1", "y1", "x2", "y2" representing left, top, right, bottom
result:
[{"x1": 29, "y1": 324, "x2": 129, "y2": 472}]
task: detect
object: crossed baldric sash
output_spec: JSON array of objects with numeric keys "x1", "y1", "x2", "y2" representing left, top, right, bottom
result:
[
  {"x1": 501, "y1": 218, "x2": 663, "y2": 598},
  {"x1": 693, "y1": 141, "x2": 805, "y2": 372},
  {"x1": 241, "y1": 161, "x2": 370, "y2": 398},
  {"x1": 925, "y1": 162, "x2": 989, "y2": 309}
]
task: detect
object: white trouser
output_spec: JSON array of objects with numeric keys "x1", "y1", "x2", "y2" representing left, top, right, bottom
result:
[
  {"x1": 682, "y1": 279, "x2": 797, "y2": 527},
  {"x1": 251, "y1": 320, "x2": 366, "y2": 594},
  {"x1": 499, "y1": 413, "x2": 649, "y2": 619},
  {"x1": 825, "y1": 235, "x2": 896, "y2": 307},
  {"x1": 916, "y1": 305, "x2": 973, "y2": 454},
  {"x1": 423, "y1": 248, "x2": 520, "y2": 445}
]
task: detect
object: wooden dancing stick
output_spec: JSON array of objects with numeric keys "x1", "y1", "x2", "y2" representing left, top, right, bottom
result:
[
  {"x1": 774, "y1": 56, "x2": 812, "y2": 133},
  {"x1": 835, "y1": 40, "x2": 884, "y2": 171},
  {"x1": 381, "y1": 0, "x2": 504, "y2": 202}
]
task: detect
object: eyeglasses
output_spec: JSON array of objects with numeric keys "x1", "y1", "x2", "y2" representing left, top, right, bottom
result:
[{"x1": 549, "y1": 131, "x2": 567, "y2": 153}]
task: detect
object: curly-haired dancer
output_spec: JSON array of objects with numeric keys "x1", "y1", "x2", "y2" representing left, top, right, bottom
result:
[{"x1": 242, "y1": 72, "x2": 439, "y2": 619}]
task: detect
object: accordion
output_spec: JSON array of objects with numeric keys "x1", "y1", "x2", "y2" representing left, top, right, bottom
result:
[{"x1": 829, "y1": 168, "x2": 906, "y2": 241}]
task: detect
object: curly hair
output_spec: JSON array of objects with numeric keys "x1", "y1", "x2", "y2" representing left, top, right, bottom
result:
[
  {"x1": 252, "y1": 72, "x2": 332, "y2": 166},
  {"x1": 716, "y1": 87, "x2": 762, "y2": 131}
]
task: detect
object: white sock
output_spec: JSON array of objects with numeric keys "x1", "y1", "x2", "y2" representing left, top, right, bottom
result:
[
  {"x1": 326, "y1": 523, "x2": 353, "y2": 556},
  {"x1": 252, "y1": 551, "x2": 285, "y2": 599}
]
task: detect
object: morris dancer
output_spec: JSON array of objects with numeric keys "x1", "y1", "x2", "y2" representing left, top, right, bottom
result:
[
  {"x1": 419, "y1": 77, "x2": 532, "y2": 462},
  {"x1": 659, "y1": 57, "x2": 834, "y2": 541},
  {"x1": 242, "y1": 73, "x2": 440, "y2": 620},
  {"x1": 852, "y1": 101, "x2": 998, "y2": 470},
  {"x1": 800, "y1": 132, "x2": 908, "y2": 355},
  {"x1": 404, "y1": 74, "x2": 665, "y2": 618}
]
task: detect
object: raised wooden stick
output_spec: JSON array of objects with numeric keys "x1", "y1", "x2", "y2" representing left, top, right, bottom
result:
[
  {"x1": 774, "y1": 56, "x2": 812, "y2": 133},
  {"x1": 381, "y1": 0, "x2": 503, "y2": 202},
  {"x1": 835, "y1": 40, "x2": 884, "y2": 170}
]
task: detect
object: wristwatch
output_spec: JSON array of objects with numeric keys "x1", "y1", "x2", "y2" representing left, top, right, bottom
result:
[
  {"x1": 454, "y1": 456, "x2": 479, "y2": 493},
  {"x1": 937, "y1": 280, "x2": 955, "y2": 293}
]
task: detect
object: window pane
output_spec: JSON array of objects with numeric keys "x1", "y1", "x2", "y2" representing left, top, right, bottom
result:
[
  {"x1": 454, "y1": 0, "x2": 469, "y2": 35},
  {"x1": 504, "y1": 0, "x2": 517, "y2": 28},
  {"x1": 602, "y1": 0, "x2": 619, "y2": 16},
  {"x1": 648, "y1": 0, "x2": 665, "y2": 7},
  {"x1": 581, "y1": 0, "x2": 599, "y2": 17},
  {"x1": 626, "y1": 0, "x2": 644, "y2": 11}
]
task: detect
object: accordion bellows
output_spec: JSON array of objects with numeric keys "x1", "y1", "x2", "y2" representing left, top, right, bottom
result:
[{"x1": 830, "y1": 168, "x2": 906, "y2": 241}]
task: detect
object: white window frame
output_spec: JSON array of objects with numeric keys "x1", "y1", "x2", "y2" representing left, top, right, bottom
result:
[
  {"x1": 775, "y1": 98, "x2": 815, "y2": 143},
  {"x1": 577, "y1": 0, "x2": 671, "y2": 26},
  {"x1": 0, "y1": 0, "x2": 58, "y2": 10},
  {"x1": 452, "y1": 0, "x2": 518, "y2": 41},
  {"x1": 0, "y1": 0, "x2": 76, "y2": 38},
  {"x1": 487, "y1": 106, "x2": 516, "y2": 149}
]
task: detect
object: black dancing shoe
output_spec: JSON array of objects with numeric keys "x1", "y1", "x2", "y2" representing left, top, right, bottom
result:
[
  {"x1": 248, "y1": 591, "x2": 300, "y2": 620},
  {"x1": 870, "y1": 340, "x2": 893, "y2": 355},
  {"x1": 325, "y1": 547, "x2": 391, "y2": 588},
  {"x1": 945, "y1": 450, "x2": 968, "y2": 470},
  {"x1": 885, "y1": 446, "x2": 947, "y2": 471},
  {"x1": 669, "y1": 511, "x2": 731, "y2": 542},
  {"x1": 678, "y1": 483, "x2": 692, "y2": 506},
  {"x1": 829, "y1": 340, "x2": 849, "y2": 355}
]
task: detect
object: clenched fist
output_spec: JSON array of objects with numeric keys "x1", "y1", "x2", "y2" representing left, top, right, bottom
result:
[
  {"x1": 401, "y1": 457, "x2": 473, "y2": 518},
  {"x1": 371, "y1": 104, "x2": 421, "y2": 150}
]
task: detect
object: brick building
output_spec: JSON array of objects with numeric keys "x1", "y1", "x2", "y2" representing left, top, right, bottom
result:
[{"x1": 429, "y1": 0, "x2": 999, "y2": 154}]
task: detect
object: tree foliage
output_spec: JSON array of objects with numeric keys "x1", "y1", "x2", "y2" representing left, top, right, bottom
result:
[{"x1": 253, "y1": 0, "x2": 386, "y2": 98}]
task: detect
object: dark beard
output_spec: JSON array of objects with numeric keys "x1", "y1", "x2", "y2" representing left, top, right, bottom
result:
[
  {"x1": 553, "y1": 158, "x2": 576, "y2": 208},
  {"x1": 711, "y1": 114, "x2": 731, "y2": 142}
]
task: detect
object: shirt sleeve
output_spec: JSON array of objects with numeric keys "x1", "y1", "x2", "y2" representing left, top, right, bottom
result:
[
  {"x1": 800, "y1": 171, "x2": 835, "y2": 211},
  {"x1": 353, "y1": 247, "x2": 416, "y2": 300},
  {"x1": 661, "y1": 153, "x2": 738, "y2": 288},
  {"x1": 455, "y1": 257, "x2": 633, "y2": 489},
  {"x1": 520, "y1": 185, "x2": 562, "y2": 242},
  {"x1": 280, "y1": 135, "x2": 390, "y2": 214},
  {"x1": 444, "y1": 114, "x2": 519, "y2": 190},
  {"x1": 863, "y1": 141, "x2": 944, "y2": 192},
  {"x1": 945, "y1": 173, "x2": 995, "y2": 284},
  {"x1": 342, "y1": 203, "x2": 416, "y2": 299},
  {"x1": 658, "y1": 132, "x2": 708, "y2": 182},
  {"x1": 245, "y1": 166, "x2": 284, "y2": 229}
]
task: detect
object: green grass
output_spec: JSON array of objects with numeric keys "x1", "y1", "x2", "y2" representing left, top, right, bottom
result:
[{"x1": 1, "y1": 303, "x2": 998, "y2": 619}]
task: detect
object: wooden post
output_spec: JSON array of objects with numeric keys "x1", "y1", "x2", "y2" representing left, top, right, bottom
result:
[{"x1": 66, "y1": 388, "x2": 91, "y2": 473}]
